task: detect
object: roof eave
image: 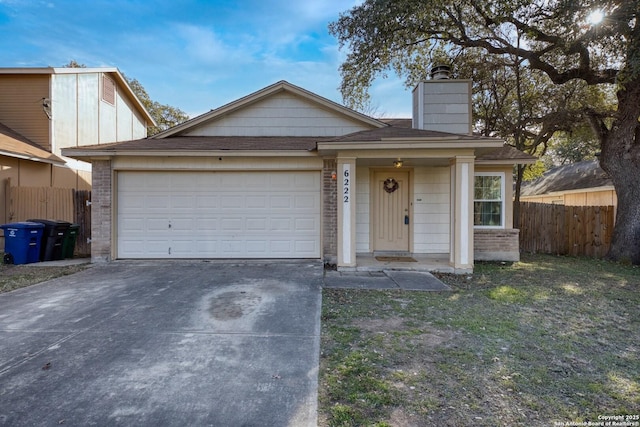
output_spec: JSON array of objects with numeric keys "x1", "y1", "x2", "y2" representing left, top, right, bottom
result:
[
  {"x1": 0, "y1": 150, "x2": 66, "y2": 165},
  {"x1": 521, "y1": 184, "x2": 616, "y2": 198},
  {"x1": 475, "y1": 158, "x2": 537, "y2": 165},
  {"x1": 62, "y1": 148, "x2": 318, "y2": 159},
  {"x1": 317, "y1": 140, "x2": 503, "y2": 153}
]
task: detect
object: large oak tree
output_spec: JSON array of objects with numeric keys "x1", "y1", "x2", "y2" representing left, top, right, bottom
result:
[{"x1": 330, "y1": 0, "x2": 640, "y2": 264}]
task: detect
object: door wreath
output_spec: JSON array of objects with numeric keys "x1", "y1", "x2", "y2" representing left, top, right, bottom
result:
[{"x1": 383, "y1": 178, "x2": 399, "y2": 193}]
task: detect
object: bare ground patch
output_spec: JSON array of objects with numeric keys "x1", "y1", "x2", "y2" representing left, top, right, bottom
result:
[{"x1": 0, "y1": 261, "x2": 89, "y2": 293}]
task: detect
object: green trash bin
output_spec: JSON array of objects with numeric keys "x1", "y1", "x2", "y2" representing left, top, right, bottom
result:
[{"x1": 62, "y1": 223, "x2": 79, "y2": 258}]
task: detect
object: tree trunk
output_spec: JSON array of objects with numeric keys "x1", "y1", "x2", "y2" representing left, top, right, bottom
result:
[
  {"x1": 599, "y1": 79, "x2": 640, "y2": 264},
  {"x1": 605, "y1": 163, "x2": 640, "y2": 264}
]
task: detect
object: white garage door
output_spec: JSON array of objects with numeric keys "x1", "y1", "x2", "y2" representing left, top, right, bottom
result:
[{"x1": 117, "y1": 171, "x2": 321, "y2": 259}]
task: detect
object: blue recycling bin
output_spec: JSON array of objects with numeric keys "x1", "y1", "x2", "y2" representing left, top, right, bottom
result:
[{"x1": 1, "y1": 222, "x2": 45, "y2": 265}]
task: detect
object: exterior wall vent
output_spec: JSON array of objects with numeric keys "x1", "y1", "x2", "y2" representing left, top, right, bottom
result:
[{"x1": 102, "y1": 74, "x2": 116, "y2": 105}]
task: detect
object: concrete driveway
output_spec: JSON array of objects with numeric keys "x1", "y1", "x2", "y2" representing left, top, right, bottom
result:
[{"x1": 0, "y1": 260, "x2": 322, "y2": 426}]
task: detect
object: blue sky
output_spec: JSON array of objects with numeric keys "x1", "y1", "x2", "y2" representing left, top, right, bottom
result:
[{"x1": 0, "y1": 0, "x2": 412, "y2": 119}]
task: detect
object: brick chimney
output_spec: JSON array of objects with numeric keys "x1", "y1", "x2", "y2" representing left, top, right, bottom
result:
[{"x1": 412, "y1": 65, "x2": 472, "y2": 135}]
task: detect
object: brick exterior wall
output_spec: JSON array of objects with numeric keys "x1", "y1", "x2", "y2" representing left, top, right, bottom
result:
[
  {"x1": 322, "y1": 159, "x2": 337, "y2": 264},
  {"x1": 474, "y1": 229, "x2": 520, "y2": 262},
  {"x1": 91, "y1": 160, "x2": 112, "y2": 262}
]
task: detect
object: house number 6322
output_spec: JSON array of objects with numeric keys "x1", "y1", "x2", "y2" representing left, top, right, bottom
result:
[{"x1": 343, "y1": 168, "x2": 350, "y2": 203}]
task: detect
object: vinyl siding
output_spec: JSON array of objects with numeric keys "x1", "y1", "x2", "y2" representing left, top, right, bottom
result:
[
  {"x1": 355, "y1": 167, "x2": 370, "y2": 252},
  {"x1": 185, "y1": 92, "x2": 374, "y2": 137},
  {"x1": 0, "y1": 74, "x2": 51, "y2": 150},
  {"x1": 413, "y1": 166, "x2": 451, "y2": 253}
]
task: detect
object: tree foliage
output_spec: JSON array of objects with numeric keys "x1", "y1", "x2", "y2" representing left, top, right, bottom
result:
[
  {"x1": 63, "y1": 61, "x2": 188, "y2": 136},
  {"x1": 122, "y1": 77, "x2": 189, "y2": 136},
  {"x1": 330, "y1": 0, "x2": 640, "y2": 264}
]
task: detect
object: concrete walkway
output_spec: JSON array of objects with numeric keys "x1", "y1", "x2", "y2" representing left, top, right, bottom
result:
[
  {"x1": 323, "y1": 269, "x2": 452, "y2": 291},
  {"x1": 0, "y1": 260, "x2": 322, "y2": 426}
]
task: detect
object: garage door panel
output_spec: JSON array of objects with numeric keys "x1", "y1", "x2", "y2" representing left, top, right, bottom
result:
[
  {"x1": 170, "y1": 219, "x2": 194, "y2": 232},
  {"x1": 246, "y1": 241, "x2": 267, "y2": 253},
  {"x1": 295, "y1": 195, "x2": 317, "y2": 209},
  {"x1": 246, "y1": 218, "x2": 267, "y2": 231},
  {"x1": 295, "y1": 218, "x2": 317, "y2": 231},
  {"x1": 295, "y1": 240, "x2": 317, "y2": 252},
  {"x1": 270, "y1": 241, "x2": 292, "y2": 253},
  {"x1": 197, "y1": 218, "x2": 219, "y2": 231},
  {"x1": 220, "y1": 195, "x2": 244, "y2": 208},
  {"x1": 117, "y1": 171, "x2": 320, "y2": 259}
]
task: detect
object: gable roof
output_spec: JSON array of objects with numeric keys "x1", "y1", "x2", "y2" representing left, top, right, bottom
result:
[
  {"x1": 0, "y1": 67, "x2": 156, "y2": 126},
  {"x1": 153, "y1": 80, "x2": 385, "y2": 138},
  {"x1": 0, "y1": 122, "x2": 65, "y2": 165},
  {"x1": 521, "y1": 160, "x2": 612, "y2": 196}
]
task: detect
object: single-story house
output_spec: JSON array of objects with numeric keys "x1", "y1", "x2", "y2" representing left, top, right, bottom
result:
[
  {"x1": 520, "y1": 160, "x2": 617, "y2": 217},
  {"x1": 63, "y1": 79, "x2": 535, "y2": 272}
]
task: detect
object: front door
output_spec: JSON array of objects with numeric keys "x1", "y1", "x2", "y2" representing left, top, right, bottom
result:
[{"x1": 372, "y1": 170, "x2": 410, "y2": 252}]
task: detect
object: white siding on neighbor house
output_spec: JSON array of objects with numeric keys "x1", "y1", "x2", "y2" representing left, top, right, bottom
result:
[
  {"x1": 115, "y1": 86, "x2": 147, "y2": 140},
  {"x1": 185, "y1": 92, "x2": 374, "y2": 137},
  {"x1": 413, "y1": 166, "x2": 450, "y2": 253},
  {"x1": 77, "y1": 73, "x2": 100, "y2": 148},
  {"x1": 355, "y1": 167, "x2": 370, "y2": 252},
  {"x1": 116, "y1": 92, "x2": 133, "y2": 141},
  {"x1": 95, "y1": 74, "x2": 147, "y2": 144},
  {"x1": 53, "y1": 73, "x2": 145, "y2": 152},
  {"x1": 99, "y1": 86, "x2": 117, "y2": 143},
  {"x1": 51, "y1": 74, "x2": 78, "y2": 155}
]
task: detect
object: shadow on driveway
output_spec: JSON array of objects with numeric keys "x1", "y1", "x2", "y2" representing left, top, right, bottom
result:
[{"x1": 0, "y1": 260, "x2": 322, "y2": 426}]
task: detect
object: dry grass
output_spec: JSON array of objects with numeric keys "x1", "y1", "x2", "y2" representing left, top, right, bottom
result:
[
  {"x1": 0, "y1": 257, "x2": 89, "y2": 293},
  {"x1": 319, "y1": 254, "x2": 640, "y2": 426}
]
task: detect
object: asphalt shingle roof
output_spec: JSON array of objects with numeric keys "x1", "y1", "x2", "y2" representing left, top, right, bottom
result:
[{"x1": 521, "y1": 160, "x2": 612, "y2": 196}]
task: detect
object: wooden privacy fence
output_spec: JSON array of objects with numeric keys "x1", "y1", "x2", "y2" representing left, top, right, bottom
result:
[
  {"x1": 518, "y1": 202, "x2": 614, "y2": 258},
  {"x1": 4, "y1": 185, "x2": 91, "y2": 257}
]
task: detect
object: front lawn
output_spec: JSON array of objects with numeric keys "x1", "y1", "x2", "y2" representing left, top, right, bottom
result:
[{"x1": 319, "y1": 254, "x2": 640, "y2": 426}]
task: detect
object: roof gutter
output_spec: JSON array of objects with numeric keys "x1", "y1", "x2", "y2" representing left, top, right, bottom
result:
[
  {"x1": 61, "y1": 148, "x2": 318, "y2": 159},
  {"x1": 0, "y1": 150, "x2": 66, "y2": 165}
]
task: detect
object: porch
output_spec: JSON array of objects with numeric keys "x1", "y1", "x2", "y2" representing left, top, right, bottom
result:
[{"x1": 338, "y1": 253, "x2": 466, "y2": 274}]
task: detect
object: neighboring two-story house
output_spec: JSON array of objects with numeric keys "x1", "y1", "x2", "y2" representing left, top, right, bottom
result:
[{"x1": 0, "y1": 67, "x2": 155, "y2": 236}]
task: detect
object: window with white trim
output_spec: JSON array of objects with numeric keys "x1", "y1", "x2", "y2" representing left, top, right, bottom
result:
[{"x1": 474, "y1": 172, "x2": 505, "y2": 227}]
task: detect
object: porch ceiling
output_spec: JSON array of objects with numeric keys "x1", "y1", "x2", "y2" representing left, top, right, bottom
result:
[{"x1": 355, "y1": 157, "x2": 451, "y2": 167}]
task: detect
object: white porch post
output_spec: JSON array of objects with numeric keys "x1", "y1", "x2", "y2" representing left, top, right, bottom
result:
[
  {"x1": 337, "y1": 157, "x2": 357, "y2": 267},
  {"x1": 450, "y1": 156, "x2": 475, "y2": 271}
]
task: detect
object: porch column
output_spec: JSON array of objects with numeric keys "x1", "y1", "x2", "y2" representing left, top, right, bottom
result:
[
  {"x1": 337, "y1": 157, "x2": 356, "y2": 267},
  {"x1": 450, "y1": 156, "x2": 475, "y2": 271}
]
